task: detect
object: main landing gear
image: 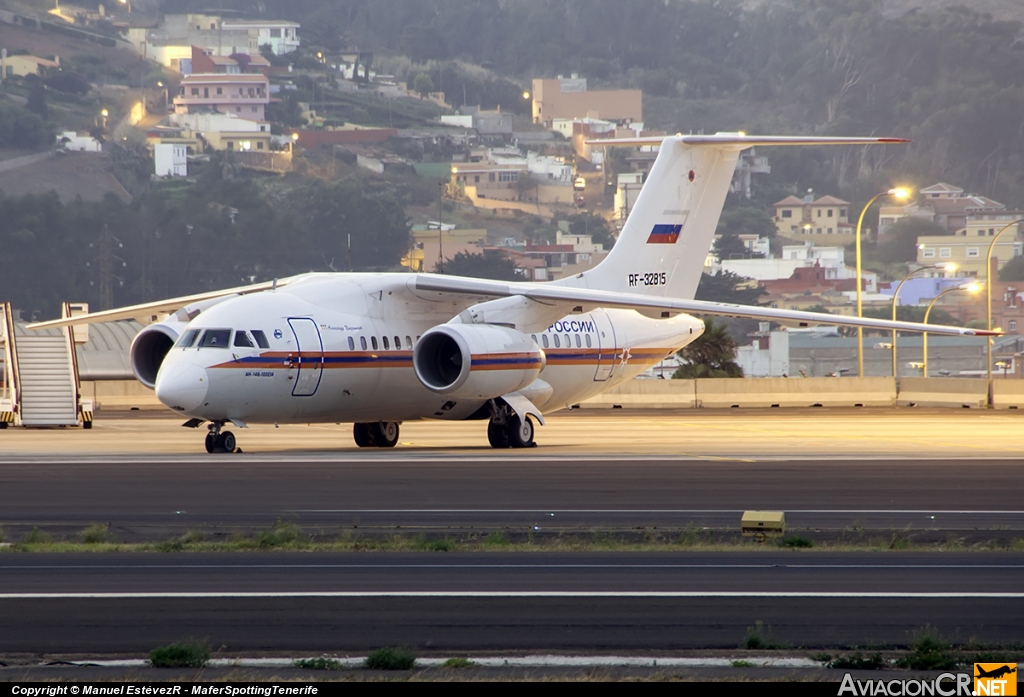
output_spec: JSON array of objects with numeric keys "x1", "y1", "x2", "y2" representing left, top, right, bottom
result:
[
  {"x1": 204, "y1": 422, "x2": 237, "y2": 454},
  {"x1": 487, "y1": 407, "x2": 536, "y2": 449},
  {"x1": 353, "y1": 421, "x2": 400, "y2": 448}
]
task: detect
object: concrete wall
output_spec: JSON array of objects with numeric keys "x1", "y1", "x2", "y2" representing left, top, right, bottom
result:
[
  {"x1": 578, "y1": 377, "x2": 1005, "y2": 409},
  {"x1": 990, "y1": 380, "x2": 1024, "y2": 409},
  {"x1": 896, "y1": 377, "x2": 987, "y2": 408}
]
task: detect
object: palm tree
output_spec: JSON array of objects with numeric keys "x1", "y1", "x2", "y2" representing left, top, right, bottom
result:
[{"x1": 672, "y1": 317, "x2": 744, "y2": 378}]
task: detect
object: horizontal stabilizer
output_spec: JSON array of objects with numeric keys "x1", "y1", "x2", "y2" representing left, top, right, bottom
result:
[{"x1": 585, "y1": 133, "x2": 910, "y2": 149}]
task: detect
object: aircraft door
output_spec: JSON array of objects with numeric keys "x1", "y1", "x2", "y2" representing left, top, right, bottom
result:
[
  {"x1": 288, "y1": 318, "x2": 324, "y2": 397},
  {"x1": 592, "y1": 311, "x2": 617, "y2": 382}
]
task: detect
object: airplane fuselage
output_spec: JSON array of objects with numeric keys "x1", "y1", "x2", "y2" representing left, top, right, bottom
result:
[{"x1": 153, "y1": 274, "x2": 703, "y2": 425}]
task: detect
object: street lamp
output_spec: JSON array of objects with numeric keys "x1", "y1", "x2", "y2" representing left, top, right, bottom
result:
[
  {"x1": 100, "y1": 108, "x2": 109, "y2": 130},
  {"x1": 890, "y1": 263, "x2": 957, "y2": 377},
  {"x1": 922, "y1": 282, "x2": 982, "y2": 377},
  {"x1": 986, "y1": 218, "x2": 1024, "y2": 404},
  {"x1": 856, "y1": 187, "x2": 910, "y2": 377}
]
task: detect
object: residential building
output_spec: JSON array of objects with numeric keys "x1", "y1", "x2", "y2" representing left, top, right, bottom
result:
[
  {"x1": 1, "y1": 54, "x2": 59, "y2": 78},
  {"x1": 153, "y1": 143, "x2": 187, "y2": 177},
  {"x1": 880, "y1": 182, "x2": 1006, "y2": 235},
  {"x1": 731, "y1": 149, "x2": 771, "y2": 199},
  {"x1": 167, "y1": 112, "x2": 271, "y2": 152},
  {"x1": 773, "y1": 193, "x2": 853, "y2": 240},
  {"x1": 531, "y1": 75, "x2": 642, "y2": 126},
  {"x1": 56, "y1": 131, "x2": 101, "y2": 153},
  {"x1": 915, "y1": 234, "x2": 1022, "y2": 277},
  {"x1": 127, "y1": 13, "x2": 299, "y2": 70},
  {"x1": 185, "y1": 46, "x2": 271, "y2": 76},
  {"x1": 221, "y1": 19, "x2": 300, "y2": 55},
  {"x1": 173, "y1": 73, "x2": 269, "y2": 122},
  {"x1": 451, "y1": 161, "x2": 529, "y2": 202}
]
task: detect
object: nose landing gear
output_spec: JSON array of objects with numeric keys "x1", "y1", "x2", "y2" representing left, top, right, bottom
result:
[
  {"x1": 204, "y1": 422, "x2": 237, "y2": 453},
  {"x1": 353, "y1": 421, "x2": 400, "y2": 448}
]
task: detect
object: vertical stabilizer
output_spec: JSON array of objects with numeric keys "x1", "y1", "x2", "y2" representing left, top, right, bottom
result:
[{"x1": 566, "y1": 134, "x2": 908, "y2": 300}]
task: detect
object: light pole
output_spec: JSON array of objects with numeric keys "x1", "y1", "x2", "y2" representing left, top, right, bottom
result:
[
  {"x1": 986, "y1": 218, "x2": 1024, "y2": 404},
  {"x1": 856, "y1": 188, "x2": 910, "y2": 376},
  {"x1": 922, "y1": 283, "x2": 982, "y2": 377},
  {"x1": 890, "y1": 263, "x2": 956, "y2": 377}
]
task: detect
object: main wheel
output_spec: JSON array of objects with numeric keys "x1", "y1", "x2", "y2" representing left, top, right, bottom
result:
[
  {"x1": 219, "y1": 431, "x2": 236, "y2": 453},
  {"x1": 371, "y1": 421, "x2": 399, "y2": 448},
  {"x1": 205, "y1": 432, "x2": 216, "y2": 453},
  {"x1": 353, "y1": 423, "x2": 374, "y2": 447},
  {"x1": 506, "y1": 415, "x2": 535, "y2": 449},
  {"x1": 487, "y1": 419, "x2": 510, "y2": 448}
]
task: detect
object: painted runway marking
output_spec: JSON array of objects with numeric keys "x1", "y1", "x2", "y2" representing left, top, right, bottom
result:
[
  {"x1": 3, "y1": 564, "x2": 1023, "y2": 570},
  {"x1": 290, "y1": 508, "x2": 1024, "y2": 515},
  {"x1": 1, "y1": 592, "x2": 1022, "y2": 598}
]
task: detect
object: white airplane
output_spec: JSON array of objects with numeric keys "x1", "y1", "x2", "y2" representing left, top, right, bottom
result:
[{"x1": 30, "y1": 134, "x2": 995, "y2": 453}]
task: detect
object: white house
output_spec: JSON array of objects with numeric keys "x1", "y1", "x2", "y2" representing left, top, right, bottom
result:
[
  {"x1": 56, "y1": 131, "x2": 101, "y2": 152},
  {"x1": 154, "y1": 143, "x2": 188, "y2": 177}
]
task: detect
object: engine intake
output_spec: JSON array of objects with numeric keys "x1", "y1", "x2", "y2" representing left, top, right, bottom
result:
[
  {"x1": 130, "y1": 321, "x2": 187, "y2": 388},
  {"x1": 414, "y1": 324, "x2": 545, "y2": 400}
]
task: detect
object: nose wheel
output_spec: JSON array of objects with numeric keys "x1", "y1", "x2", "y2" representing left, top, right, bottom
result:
[
  {"x1": 204, "y1": 423, "x2": 237, "y2": 453},
  {"x1": 353, "y1": 422, "x2": 400, "y2": 448}
]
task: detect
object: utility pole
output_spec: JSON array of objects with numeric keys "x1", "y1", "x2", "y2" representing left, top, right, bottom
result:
[
  {"x1": 96, "y1": 224, "x2": 123, "y2": 311},
  {"x1": 437, "y1": 180, "x2": 444, "y2": 273}
]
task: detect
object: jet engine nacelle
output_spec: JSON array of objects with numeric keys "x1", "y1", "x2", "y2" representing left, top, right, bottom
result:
[
  {"x1": 130, "y1": 319, "x2": 189, "y2": 389},
  {"x1": 413, "y1": 324, "x2": 545, "y2": 400}
]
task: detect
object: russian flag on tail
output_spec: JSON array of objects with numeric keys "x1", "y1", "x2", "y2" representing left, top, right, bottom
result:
[{"x1": 646, "y1": 223, "x2": 682, "y2": 244}]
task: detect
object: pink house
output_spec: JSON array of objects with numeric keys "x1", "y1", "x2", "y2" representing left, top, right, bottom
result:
[{"x1": 173, "y1": 73, "x2": 269, "y2": 122}]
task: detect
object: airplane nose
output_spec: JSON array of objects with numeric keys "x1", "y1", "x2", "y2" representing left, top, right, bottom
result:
[{"x1": 155, "y1": 362, "x2": 209, "y2": 413}]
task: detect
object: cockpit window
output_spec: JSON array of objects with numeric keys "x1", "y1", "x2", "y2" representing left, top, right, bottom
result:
[
  {"x1": 250, "y1": 330, "x2": 270, "y2": 349},
  {"x1": 198, "y1": 329, "x2": 231, "y2": 348},
  {"x1": 233, "y1": 330, "x2": 255, "y2": 348},
  {"x1": 177, "y1": 329, "x2": 200, "y2": 348}
]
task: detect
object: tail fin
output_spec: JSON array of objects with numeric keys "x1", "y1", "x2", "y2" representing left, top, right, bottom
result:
[{"x1": 568, "y1": 133, "x2": 908, "y2": 299}]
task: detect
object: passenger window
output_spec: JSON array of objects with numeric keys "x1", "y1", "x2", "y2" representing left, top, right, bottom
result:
[
  {"x1": 553, "y1": 335, "x2": 560, "y2": 348},
  {"x1": 347, "y1": 336, "x2": 355, "y2": 351},
  {"x1": 575, "y1": 334, "x2": 582, "y2": 348},
  {"x1": 394, "y1": 336, "x2": 401, "y2": 350},
  {"x1": 177, "y1": 329, "x2": 200, "y2": 348},
  {"x1": 383, "y1": 336, "x2": 390, "y2": 350},
  {"x1": 405, "y1": 335, "x2": 412, "y2": 349},
  {"x1": 199, "y1": 329, "x2": 231, "y2": 348},
  {"x1": 585, "y1": 334, "x2": 592, "y2": 348},
  {"x1": 250, "y1": 330, "x2": 270, "y2": 349},
  {"x1": 233, "y1": 331, "x2": 255, "y2": 348},
  {"x1": 360, "y1": 336, "x2": 367, "y2": 350},
  {"x1": 541, "y1": 335, "x2": 549, "y2": 348},
  {"x1": 531, "y1": 334, "x2": 537, "y2": 343},
  {"x1": 564, "y1": 334, "x2": 570, "y2": 348},
  {"x1": 371, "y1": 336, "x2": 378, "y2": 350}
]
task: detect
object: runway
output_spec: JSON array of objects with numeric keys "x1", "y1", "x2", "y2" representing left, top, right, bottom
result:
[
  {"x1": 2, "y1": 410, "x2": 1023, "y2": 655},
  {"x1": 0, "y1": 552, "x2": 1021, "y2": 652}
]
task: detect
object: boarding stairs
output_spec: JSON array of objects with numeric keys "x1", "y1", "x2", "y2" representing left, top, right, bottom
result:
[{"x1": 1, "y1": 302, "x2": 90, "y2": 428}]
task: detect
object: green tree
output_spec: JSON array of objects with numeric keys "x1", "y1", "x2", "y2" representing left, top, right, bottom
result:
[
  {"x1": 713, "y1": 232, "x2": 762, "y2": 260},
  {"x1": 567, "y1": 212, "x2": 615, "y2": 249},
  {"x1": 412, "y1": 72, "x2": 434, "y2": 98},
  {"x1": 876, "y1": 218, "x2": 949, "y2": 263},
  {"x1": 442, "y1": 249, "x2": 521, "y2": 281},
  {"x1": 718, "y1": 207, "x2": 776, "y2": 238},
  {"x1": 25, "y1": 77, "x2": 47, "y2": 119},
  {"x1": 999, "y1": 256, "x2": 1024, "y2": 282},
  {"x1": 673, "y1": 317, "x2": 744, "y2": 378}
]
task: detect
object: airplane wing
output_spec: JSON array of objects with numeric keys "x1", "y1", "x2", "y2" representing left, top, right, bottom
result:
[
  {"x1": 27, "y1": 274, "x2": 307, "y2": 330},
  {"x1": 411, "y1": 275, "x2": 998, "y2": 337}
]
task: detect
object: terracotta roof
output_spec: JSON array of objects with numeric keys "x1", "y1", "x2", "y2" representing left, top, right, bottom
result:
[
  {"x1": 774, "y1": 195, "x2": 804, "y2": 206},
  {"x1": 920, "y1": 182, "x2": 964, "y2": 194},
  {"x1": 813, "y1": 195, "x2": 849, "y2": 205}
]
